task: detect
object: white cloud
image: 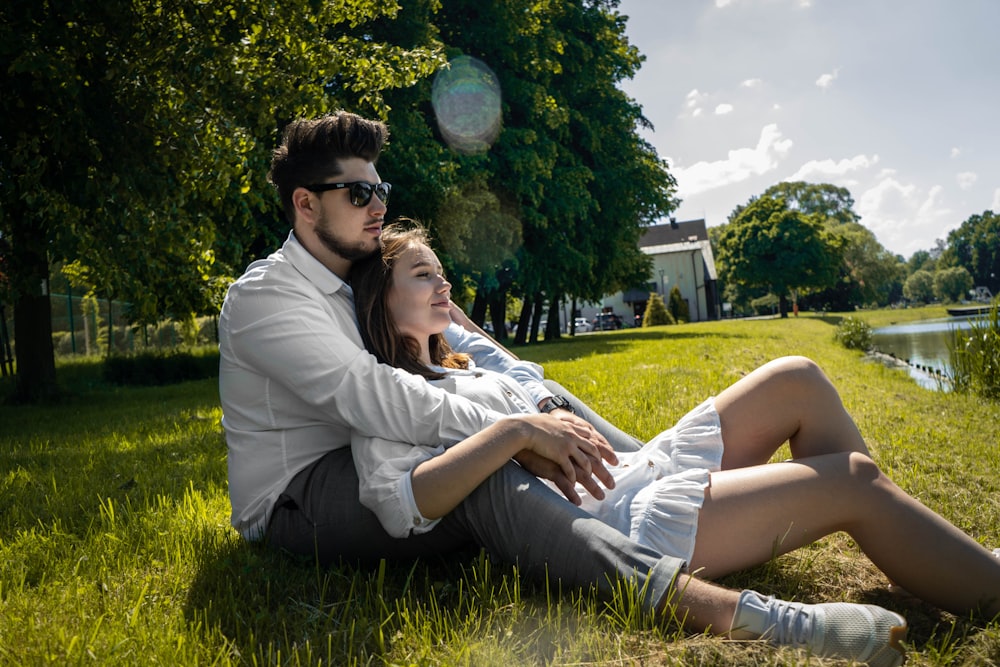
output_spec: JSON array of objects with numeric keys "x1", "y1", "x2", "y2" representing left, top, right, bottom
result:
[
  {"x1": 673, "y1": 123, "x2": 793, "y2": 198},
  {"x1": 788, "y1": 154, "x2": 879, "y2": 184},
  {"x1": 950, "y1": 147, "x2": 961, "y2": 158},
  {"x1": 741, "y1": 78, "x2": 762, "y2": 88},
  {"x1": 857, "y1": 177, "x2": 954, "y2": 256},
  {"x1": 683, "y1": 89, "x2": 707, "y2": 118},
  {"x1": 715, "y1": 103, "x2": 734, "y2": 115},
  {"x1": 956, "y1": 171, "x2": 977, "y2": 190},
  {"x1": 992, "y1": 188, "x2": 1000, "y2": 212},
  {"x1": 816, "y1": 69, "x2": 840, "y2": 89},
  {"x1": 715, "y1": 0, "x2": 734, "y2": 6}
]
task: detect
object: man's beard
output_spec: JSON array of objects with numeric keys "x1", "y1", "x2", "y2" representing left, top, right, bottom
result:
[{"x1": 315, "y1": 217, "x2": 381, "y2": 262}]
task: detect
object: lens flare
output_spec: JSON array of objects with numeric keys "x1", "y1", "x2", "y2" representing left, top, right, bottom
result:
[{"x1": 431, "y1": 56, "x2": 502, "y2": 155}]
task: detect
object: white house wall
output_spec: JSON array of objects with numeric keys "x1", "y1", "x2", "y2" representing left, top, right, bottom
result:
[{"x1": 585, "y1": 242, "x2": 714, "y2": 324}]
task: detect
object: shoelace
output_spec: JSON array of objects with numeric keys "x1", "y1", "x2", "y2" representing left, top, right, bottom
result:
[{"x1": 767, "y1": 597, "x2": 814, "y2": 647}]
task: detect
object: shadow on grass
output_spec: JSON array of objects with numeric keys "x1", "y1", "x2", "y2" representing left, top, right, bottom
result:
[
  {"x1": 511, "y1": 329, "x2": 749, "y2": 365},
  {"x1": 184, "y1": 532, "x2": 502, "y2": 663}
]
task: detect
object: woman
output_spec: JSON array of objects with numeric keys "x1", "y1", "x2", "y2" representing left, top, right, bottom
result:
[{"x1": 350, "y1": 223, "x2": 1000, "y2": 664}]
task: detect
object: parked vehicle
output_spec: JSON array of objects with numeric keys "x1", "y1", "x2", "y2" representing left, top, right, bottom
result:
[
  {"x1": 573, "y1": 317, "x2": 593, "y2": 333},
  {"x1": 592, "y1": 313, "x2": 623, "y2": 331}
]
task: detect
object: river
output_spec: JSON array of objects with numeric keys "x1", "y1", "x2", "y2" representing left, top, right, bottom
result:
[{"x1": 870, "y1": 316, "x2": 977, "y2": 390}]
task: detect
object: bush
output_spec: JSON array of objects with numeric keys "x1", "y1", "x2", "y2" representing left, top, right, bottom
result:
[
  {"x1": 667, "y1": 285, "x2": 690, "y2": 324},
  {"x1": 102, "y1": 349, "x2": 220, "y2": 386},
  {"x1": 834, "y1": 316, "x2": 873, "y2": 351},
  {"x1": 642, "y1": 293, "x2": 674, "y2": 326}
]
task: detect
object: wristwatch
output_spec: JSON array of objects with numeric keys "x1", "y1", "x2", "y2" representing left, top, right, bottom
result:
[{"x1": 540, "y1": 395, "x2": 575, "y2": 414}]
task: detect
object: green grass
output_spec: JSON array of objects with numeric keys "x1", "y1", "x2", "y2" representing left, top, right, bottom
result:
[{"x1": 2, "y1": 311, "x2": 999, "y2": 665}]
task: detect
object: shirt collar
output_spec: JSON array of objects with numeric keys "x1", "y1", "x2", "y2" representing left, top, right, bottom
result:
[{"x1": 282, "y1": 231, "x2": 351, "y2": 296}]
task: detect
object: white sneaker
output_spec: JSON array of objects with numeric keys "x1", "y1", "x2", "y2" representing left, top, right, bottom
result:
[{"x1": 732, "y1": 590, "x2": 907, "y2": 667}]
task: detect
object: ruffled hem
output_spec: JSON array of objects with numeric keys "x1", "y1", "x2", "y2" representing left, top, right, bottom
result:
[
  {"x1": 629, "y1": 468, "x2": 712, "y2": 562},
  {"x1": 633, "y1": 397, "x2": 724, "y2": 476}
]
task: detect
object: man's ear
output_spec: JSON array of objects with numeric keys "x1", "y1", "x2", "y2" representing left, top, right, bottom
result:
[{"x1": 291, "y1": 187, "x2": 316, "y2": 222}]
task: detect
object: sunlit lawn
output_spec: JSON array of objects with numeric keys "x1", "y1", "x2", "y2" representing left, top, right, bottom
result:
[{"x1": 1, "y1": 311, "x2": 998, "y2": 665}]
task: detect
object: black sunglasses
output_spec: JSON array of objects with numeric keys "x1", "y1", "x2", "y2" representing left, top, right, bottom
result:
[{"x1": 304, "y1": 181, "x2": 392, "y2": 207}]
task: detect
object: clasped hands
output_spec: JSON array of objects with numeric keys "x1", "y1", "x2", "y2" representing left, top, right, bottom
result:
[{"x1": 512, "y1": 409, "x2": 618, "y2": 506}]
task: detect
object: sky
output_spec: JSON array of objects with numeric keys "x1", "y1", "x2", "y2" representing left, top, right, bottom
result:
[{"x1": 615, "y1": 0, "x2": 1000, "y2": 259}]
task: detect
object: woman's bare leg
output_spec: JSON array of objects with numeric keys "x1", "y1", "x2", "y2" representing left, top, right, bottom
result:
[
  {"x1": 714, "y1": 356, "x2": 871, "y2": 469},
  {"x1": 689, "y1": 452, "x2": 1000, "y2": 616}
]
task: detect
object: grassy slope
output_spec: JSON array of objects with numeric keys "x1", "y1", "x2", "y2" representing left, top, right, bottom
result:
[{"x1": 1, "y1": 312, "x2": 998, "y2": 665}]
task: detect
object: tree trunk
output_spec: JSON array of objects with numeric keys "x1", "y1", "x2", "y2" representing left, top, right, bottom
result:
[
  {"x1": 12, "y1": 232, "x2": 58, "y2": 402},
  {"x1": 470, "y1": 285, "x2": 489, "y2": 326},
  {"x1": 514, "y1": 297, "x2": 532, "y2": 345},
  {"x1": 488, "y1": 287, "x2": 508, "y2": 343},
  {"x1": 545, "y1": 295, "x2": 561, "y2": 341},
  {"x1": 779, "y1": 293, "x2": 789, "y2": 318},
  {"x1": 529, "y1": 293, "x2": 544, "y2": 343}
]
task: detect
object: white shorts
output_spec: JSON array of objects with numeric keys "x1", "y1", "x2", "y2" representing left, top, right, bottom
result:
[{"x1": 574, "y1": 398, "x2": 724, "y2": 563}]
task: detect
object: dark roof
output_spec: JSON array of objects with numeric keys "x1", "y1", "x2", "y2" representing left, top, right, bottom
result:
[{"x1": 639, "y1": 219, "x2": 708, "y2": 248}]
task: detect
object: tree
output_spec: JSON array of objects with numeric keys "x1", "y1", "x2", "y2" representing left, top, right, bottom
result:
[
  {"x1": 747, "y1": 182, "x2": 900, "y2": 310},
  {"x1": 903, "y1": 270, "x2": 935, "y2": 304},
  {"x1": 1, "y1": 0, "x2": 443, "y2": 401},
  {"x1": 389, "y1": 0, "x2": 675, "y2": 345},
  {"x1": 747, "y1": 181, "x2": 860, "y2": 226},
  {"x1": 717, "y1": 195, "x2": 841, "y2": 317},
  {"x1": 642, "y1": 292, "x2": 673, "y2": 326},
  {"x1": 939, "y1": 210, "x2": 1000, "y2": 295},
  {"x1": 907, "y1": 249, "x2": 936, "y2": 275},
  {"x1": 933, "y1": 266, "x2": 974, "y2": 303}
]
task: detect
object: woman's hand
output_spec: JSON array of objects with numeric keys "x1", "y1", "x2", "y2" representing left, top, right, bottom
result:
[{"x1": 511, "y1": 413, "x2": 616, "y2": 505}]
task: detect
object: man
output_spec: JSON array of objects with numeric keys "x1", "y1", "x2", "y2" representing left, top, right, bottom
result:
[{"x1": 218, "y1": 112, "x2": 906, "y2": 667}]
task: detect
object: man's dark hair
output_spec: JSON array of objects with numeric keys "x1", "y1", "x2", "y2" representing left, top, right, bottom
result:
[{"x1": 268, "y1": 112, "x2": 389, "y2": 224}]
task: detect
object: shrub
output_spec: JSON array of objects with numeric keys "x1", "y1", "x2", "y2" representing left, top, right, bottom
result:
[
  {"x1": 642, "y1": 293, "x2": 674, "y2": 327},
  {"x1": 102, "y1": 349, "x2": 220, "y2": 386},
  {"x1": 950, "y1": 303, "x2": 1000, "y2": 400},
  {"x1": 667, "y1": 286, "x2": 690, "y2": 323},
  {"x1": 834, "y1": 316, "x2": 873, "y2": 351}
]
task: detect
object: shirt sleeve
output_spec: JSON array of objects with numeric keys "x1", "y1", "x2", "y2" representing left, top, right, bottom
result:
[
  {"x1": 351, "y1": 432, "x2": 443, "y2": 537},
  {"x1": 223, "y1": 273, "x2": 502, "y2": 446},
  {"x1": 444, "y1": 323, "x2": 553, "y2": 407}
]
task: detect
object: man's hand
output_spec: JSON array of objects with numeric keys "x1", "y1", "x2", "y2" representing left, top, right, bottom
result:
[
  {"x1": 511, "y1": 413, "x2": 617, "y2": 505},
  {"x1": 546, "y1": 409, "x2": 618, "y2": 467}
]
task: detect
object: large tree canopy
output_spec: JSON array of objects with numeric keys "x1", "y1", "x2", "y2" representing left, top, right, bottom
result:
[
  {"x1": 380, "y1": 0, "x2": 677, "y2": 343},
  {"x1": 2, "y1": 0, "x2": 678, "y2": 400},
  {"x1": 717, "y1": 194, "x2": 842, "y2": 317},
  {"x1": 1, "y1": 0, "x2": 442, "y2": 401},
  {"x1": 728, "y1": 181, "x2": 902, "y2": 310}
]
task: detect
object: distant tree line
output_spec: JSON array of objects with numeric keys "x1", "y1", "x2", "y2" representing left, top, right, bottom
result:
[{"x1": 711, "y1": 182, "x2": 999, "y2": 317}]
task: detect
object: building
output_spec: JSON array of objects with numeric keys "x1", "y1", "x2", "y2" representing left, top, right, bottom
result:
[{"x1": 583, "y1": 219, "x2": 720, "y2": 325}]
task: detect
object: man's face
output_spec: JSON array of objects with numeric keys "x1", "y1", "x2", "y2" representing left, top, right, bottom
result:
[{"x1": 310, "y1": 157, "x2": 387, "y2": 263}]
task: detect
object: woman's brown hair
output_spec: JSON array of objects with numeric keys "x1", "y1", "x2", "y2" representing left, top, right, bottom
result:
[{"x1": 351, "y1": 221, "x2": 469, "y2": 380}]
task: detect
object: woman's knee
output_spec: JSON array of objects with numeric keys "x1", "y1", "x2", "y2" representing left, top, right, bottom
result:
[
  {"x1": 844, "y1": 450, "x2": 884, "y2": 486},
  {"x1": 763, "y1": 356, "x2": 836, "y2": 397}
]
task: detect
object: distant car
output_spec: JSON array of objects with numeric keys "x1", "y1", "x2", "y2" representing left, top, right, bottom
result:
[
  {"x1": 592, "y1": 313, "x2": 623, "y2": 331},
  {"x1": 573, "y1": 317, "x2": 593, "y2": 333}
]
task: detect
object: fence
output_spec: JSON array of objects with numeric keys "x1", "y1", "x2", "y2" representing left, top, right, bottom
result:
[{"x1": 1, "y1": 293, "x2": 217, "y2": 364}]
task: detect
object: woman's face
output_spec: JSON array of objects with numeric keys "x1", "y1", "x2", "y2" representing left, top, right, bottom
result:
[{"x1": 387, "y1": 242, "x2": 453, "y2": 342}]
